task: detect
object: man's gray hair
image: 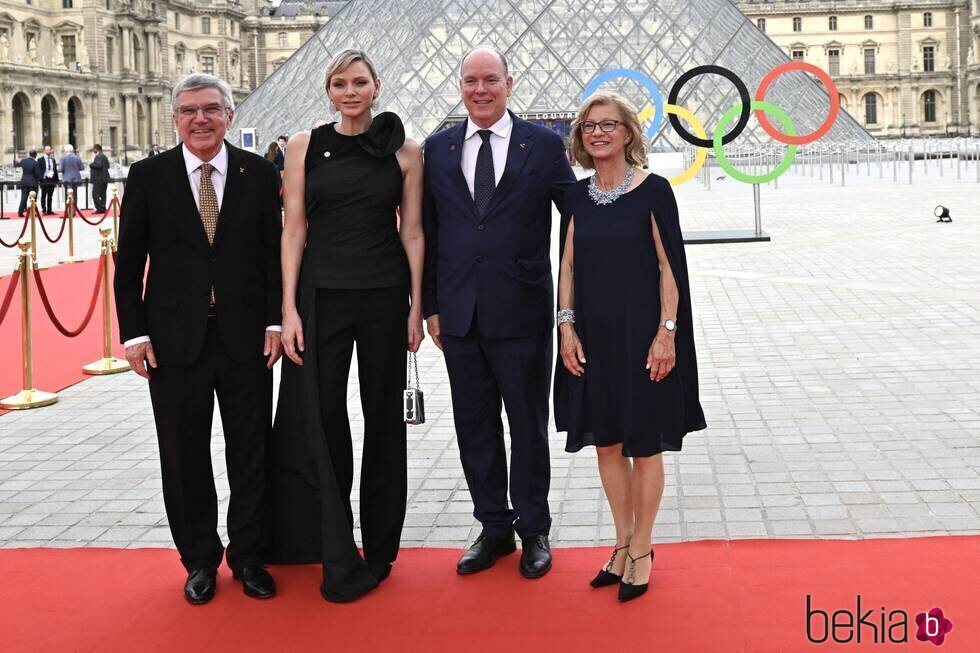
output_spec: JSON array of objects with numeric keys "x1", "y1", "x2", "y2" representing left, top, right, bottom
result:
[
  {"x1": 171, "y1": 73, "x2": 235, "y2": 112},
  {"x1": 462, "y1": 46, "x2": 509, "y2": 77}
]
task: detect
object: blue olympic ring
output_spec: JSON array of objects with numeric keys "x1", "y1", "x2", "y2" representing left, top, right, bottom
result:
[{"x1": 581, "y1": 68, "x2": 665, "y2": 140}]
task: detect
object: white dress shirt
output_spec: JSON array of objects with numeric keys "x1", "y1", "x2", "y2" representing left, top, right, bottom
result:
[
  {"x1": 123, "y1": 144, "x2": 280, "y2": 349},
  {"x1": 461, "y1": 111, "x2": 512, "y2": 199}
]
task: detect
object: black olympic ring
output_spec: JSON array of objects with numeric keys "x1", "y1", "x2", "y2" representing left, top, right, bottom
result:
[{"x1": 667, "y1": 65, "x2": 752, "y2": 148}]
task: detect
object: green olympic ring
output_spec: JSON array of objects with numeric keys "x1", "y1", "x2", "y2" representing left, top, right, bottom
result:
[{"x1": 713, "y1": 101, "x2": 798, "y2": 184}]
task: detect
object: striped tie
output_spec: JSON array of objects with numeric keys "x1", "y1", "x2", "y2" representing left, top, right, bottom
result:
[{"x1": 198, "y1": 163, "x2": 218, "y2": 304}]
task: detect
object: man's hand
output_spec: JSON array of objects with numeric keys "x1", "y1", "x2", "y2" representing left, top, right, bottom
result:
[
  {"x1": 425, "y1": 314, "x2": 442, "y2": 351},
  {"x1": 264, "y1": 331, "x2": 282, "y2": 369},
  {"x1": 125, "y1": 341, "x2": 157, "y2": 380}
]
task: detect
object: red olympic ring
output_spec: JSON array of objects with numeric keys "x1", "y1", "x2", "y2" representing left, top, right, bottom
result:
[{"x1": 754, "y1": 61, "x2": 840, "y2": 145}]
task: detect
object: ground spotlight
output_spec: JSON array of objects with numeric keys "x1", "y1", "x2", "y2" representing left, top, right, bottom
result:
[{"x1": 934, "y1": 205, "x2": 952, "y2": 223}]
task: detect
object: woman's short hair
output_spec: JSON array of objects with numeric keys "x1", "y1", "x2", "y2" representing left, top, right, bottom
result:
[
  {"x1": 324, "y1": 49, "x2": 380, "y2": 91},
  {"x1": 171, "y1": 73, "x2": 235, "y2": 112},
  {"x1": 570, "y1": 92, "x2": 648, "y2": 170}
]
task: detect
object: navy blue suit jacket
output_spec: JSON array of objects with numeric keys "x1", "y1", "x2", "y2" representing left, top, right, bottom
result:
[
  {"x1": 422, "y1": 112, "x2": 576, "y2": 339},
  {"x1": 17, "y1": 157, "x2": 42, "y2": 187}
]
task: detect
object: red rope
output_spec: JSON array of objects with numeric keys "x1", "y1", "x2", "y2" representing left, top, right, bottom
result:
[
  {"x1": 77, "y1": 200, "x2": 109, "y2": 226},
  {"x1": 0, "y1": 269, "x2": 21, "y2": 327},
  {"x1": 32, "y1": 255, "x2": 104, "y2": 337},
  {"x1": 0, "y1": 215, "x2": 30, "y2": 248},
  {"x1": 35, "y1": 210, "x2": 68, "y2": 244}
]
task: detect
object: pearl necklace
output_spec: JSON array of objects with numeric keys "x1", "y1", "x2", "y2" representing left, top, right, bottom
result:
[{"x1": 587, "y1": 167, "x2": 635, "y2": 205}]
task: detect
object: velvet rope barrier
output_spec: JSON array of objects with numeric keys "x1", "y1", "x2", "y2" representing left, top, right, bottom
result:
[
  {"x1": 0, "y1": 269, "x2": 21, "y2": 327},
  {"x1": 31, "y1": 254, "x2": 105, "y2": 337},
  {"x1": 0, "y1": 216, "x2": 30, "y2": 248},
  {"x1": 77, "y1": 199, "x2": 110, "y2": 226},
  {"x1": 35, "y1": 207, "x2": 69, "y2": 244}
]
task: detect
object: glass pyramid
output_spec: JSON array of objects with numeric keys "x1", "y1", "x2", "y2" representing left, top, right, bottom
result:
[{"x1": 233, "y1": 0, "x2": 870, "y2": 150}]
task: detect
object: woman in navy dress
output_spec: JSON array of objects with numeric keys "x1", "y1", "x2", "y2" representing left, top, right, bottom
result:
[
  {"x1": 554, "y1": 92, "x2": 706, "y2": 602},
  {"x1": 269, "y1": 49, "x2": 425, "y2": 603}
]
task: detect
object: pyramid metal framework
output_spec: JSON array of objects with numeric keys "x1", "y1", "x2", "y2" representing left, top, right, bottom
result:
[{"x1": 233, "y1": 0, "x2": 871, "y2": 150}]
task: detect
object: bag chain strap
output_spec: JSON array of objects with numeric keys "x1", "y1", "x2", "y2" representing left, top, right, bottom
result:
[{"x1": 407, "y1": 351, "x2": 421, "y2": 390}]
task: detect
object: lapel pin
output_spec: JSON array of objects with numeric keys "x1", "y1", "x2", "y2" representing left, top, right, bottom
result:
[
  {"x1": 519, "y1": 143, "x2": 526, "y2": 149},
  {"x1": 239, "y1": 166, "x2": 245, "y2": 173},
  {"x1": 324, "y1": 151, "x2": 331, "y2": 158}
]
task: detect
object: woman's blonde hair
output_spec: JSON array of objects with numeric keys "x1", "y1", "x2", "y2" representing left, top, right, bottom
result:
[
  {"x1": 323, "y1": 49, "x2": 380, "y2": 92},
  {"x1": 570, "y1": 92, "x2": 647, "y2": 169}
]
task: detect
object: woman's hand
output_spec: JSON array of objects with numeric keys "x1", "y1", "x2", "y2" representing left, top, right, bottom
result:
[
  {"x1": 646, "y1": 333, "x2": 675, "y2": 382},
  {"x1": 560, "y1": 324, "x2": 586, "y2": 376},
  {"x1": 408, "y1": 306, "x2": 425, "y2": 353},
  {"x1": 281, "y1": 308, "x2": 305, "y2": 366}
]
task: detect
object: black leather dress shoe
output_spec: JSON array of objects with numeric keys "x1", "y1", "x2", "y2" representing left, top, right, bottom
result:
[
  {"x1": 519, "y1": 535, "x2": 552, "y2": 579},
  {"x1": 367, "y1": 561, "x2": 392, "y2": 583},
  {"x1": 233, "y1": 565, "x2": 276, "y2": 599},
  {"x1": 456, "y1": 533, "x2": 517, "y2": 575},
  {"x1": 184, "y1": 568, "x2": 217, "y2": 605}
]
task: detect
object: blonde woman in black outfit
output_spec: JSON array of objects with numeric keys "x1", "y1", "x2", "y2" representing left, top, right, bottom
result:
[{"x1": 267, "y1": 49, "x2": 425, "y2": 603}]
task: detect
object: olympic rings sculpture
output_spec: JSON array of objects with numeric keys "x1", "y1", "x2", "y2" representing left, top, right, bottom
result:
[{"x1": 580, "y1": 61, "x2": 841, "y2": 185}]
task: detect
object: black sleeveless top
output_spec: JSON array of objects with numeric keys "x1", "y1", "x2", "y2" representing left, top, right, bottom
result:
[{"x1": 303, "y1": 112, "x2": 409, "y2": 289}]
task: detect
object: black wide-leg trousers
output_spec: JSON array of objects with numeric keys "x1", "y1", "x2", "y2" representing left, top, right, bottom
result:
[
  {"x1": 148, "y1": 319, "x2": 272, "y2": 572},
  {"x1": 315, "y1": 287, "x2": 408, "y2": 567},
  {"x1": 441, "y1": 316, "x2": 553, "y2": 539}
]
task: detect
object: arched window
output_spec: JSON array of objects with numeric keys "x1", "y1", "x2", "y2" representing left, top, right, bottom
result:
[
  {"x1": 923, "y1": 90, "x2": 937, "y2": 123},
  {"x1": 864, "y1": 15, "x2": 873, "y2": 30},
  {"x1": 278, "y1": 32, "x2": 287, "y2": 48},
  {"x1": 864, "y1": 94, "x2": 878, "y2": 124},
  {"x1": 757, "y1": 18, "x2": 765, "y2": 33},
  {"x1": 792, "y1": 16, "x2": 801, "y2": 32},
  {"x1": 829, "y1": 16, "x2": 837, "y2": 31},
  {"x1": 923, "y1": 12, "x2": 932, "y2": 27}
]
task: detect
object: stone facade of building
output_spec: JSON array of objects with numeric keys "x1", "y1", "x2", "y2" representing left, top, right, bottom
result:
[
  {"x1": 0, "y1": 0, "x2": 334, "y2": 163},
  {"x1": 739, "y1": 0, "x2": 980, "y2": 137}
]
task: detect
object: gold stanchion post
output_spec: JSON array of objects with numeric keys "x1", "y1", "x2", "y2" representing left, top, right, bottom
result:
[
  {"x1": 59, "y1": 189, "x2": 83, "y2": 264},
  {"x1": 27, "y1": 191, "x2": 38, "y2": 261},
  {"x1": 82, "y1": 227, "x2": 130, "y2": 375},
  {"x1": 111, "y1": 187, "x2": 120, "y2": 253},
  {"x1": 0, "y1": 240, "x2": 58, "y2": 410}
]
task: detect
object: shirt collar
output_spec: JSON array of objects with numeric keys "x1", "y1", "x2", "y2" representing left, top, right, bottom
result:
[
  {"x1": 465, "y1": 111, "x2": 513, "y2": 141},
  {"x1": 183, "y1": 142, "x2": 228, "y2": 177}
]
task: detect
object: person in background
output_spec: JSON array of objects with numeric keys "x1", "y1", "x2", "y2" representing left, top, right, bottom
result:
[
  {"x1": 147, "y1": 143, "x2": 164, "y2": 157},
  {"x1": 89, "y1": 145, "x2": 111, "y2": 214},
  {"x1": 274, "y1": 135, "x2": 287, "y2": 172},
  {"x1": 14, "y1": 149, "x2": 41, "y2": 217},
  {"x1": 265, "y1": 142, "x2": 280, "y2": 165},
  {"x1": 38, "y1": 145, "x2": 58, "y2": 215},
  {"x1": 60, "y1": 144, "x2": 84, "y2": 204}
]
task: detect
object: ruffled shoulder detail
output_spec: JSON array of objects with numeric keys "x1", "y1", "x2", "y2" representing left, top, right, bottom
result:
[{"x1": 356, "y1": 112, "x2": 405, "y2": 158}]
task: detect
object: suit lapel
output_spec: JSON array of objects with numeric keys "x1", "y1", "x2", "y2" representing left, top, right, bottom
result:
[
  {"x1": 167, "y1": 146, "x2": 210, "y2": 251},
  {"x1": 213, "y1": 142, "x2": 243, "y2": 249},
  {"x1": 446, "y1": 123, "x2": 479, "y2": 222},
  {"x1": 482, "y1": 113, "x2": 534, "y2": 218}
]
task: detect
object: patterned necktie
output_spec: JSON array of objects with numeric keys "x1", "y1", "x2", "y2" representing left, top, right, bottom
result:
[
  {"x1": 473, "y1": 129, "x2": 495, "y2": 215},
  {"x1": 198, "y1": 162, "x2": 219, "y2": 305}
]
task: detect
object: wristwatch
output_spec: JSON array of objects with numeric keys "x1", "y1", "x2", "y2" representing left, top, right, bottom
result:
[{"x1": 662, "y1": 319, "x2": 677, "y2": 333}]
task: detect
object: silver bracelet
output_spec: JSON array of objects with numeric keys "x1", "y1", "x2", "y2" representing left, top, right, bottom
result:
[{"x1": 556, "y1": 309, "x2": 575, "y2": 325}]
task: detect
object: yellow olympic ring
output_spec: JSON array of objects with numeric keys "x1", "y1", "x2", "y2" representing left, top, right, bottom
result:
[{"x1": 637, "y1": 103, "x2": 705, "y2": 185}]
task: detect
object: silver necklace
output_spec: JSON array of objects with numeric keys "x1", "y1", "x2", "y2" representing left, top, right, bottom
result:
[{"x1": 588, "y1": 167, "x2": 635, "y2": 205}]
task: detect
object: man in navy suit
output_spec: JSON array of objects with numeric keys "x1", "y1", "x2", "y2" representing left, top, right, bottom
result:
[
  {"x1": 422, "y1": 47, "x2": 575, "y2": 579},
  {"x1": 15, "y1": 150, "x2": 42, "y2": 217}
]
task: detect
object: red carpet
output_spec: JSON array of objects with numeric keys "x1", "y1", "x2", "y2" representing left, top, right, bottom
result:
[
  {"x1": 0, "y1": 538, "x2": 977, "y2": 651},
  {"x1": 0, "y1": 257, "x2": 125, "y2": 409}
]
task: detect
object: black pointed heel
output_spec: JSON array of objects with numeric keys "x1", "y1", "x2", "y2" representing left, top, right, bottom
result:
[
  {"x1": 618, "y1": 548, "x2": 654, "y2": 603},
  {"x1": 590, "y1": 544, "x2": 630, "y2": 588}
]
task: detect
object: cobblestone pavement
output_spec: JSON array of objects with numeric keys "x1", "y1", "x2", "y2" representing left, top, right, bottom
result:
[{"x1": 2, "y1": 160, "x2": 979, "y2": 551}]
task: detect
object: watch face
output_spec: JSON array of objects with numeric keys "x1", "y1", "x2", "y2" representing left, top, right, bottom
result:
[{"x1": 664, "y1": 319, "x2": 676, "y2": 331}]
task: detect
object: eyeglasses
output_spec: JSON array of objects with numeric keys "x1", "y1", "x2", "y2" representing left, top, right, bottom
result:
[
  {"x1": 175, "y1": 104, "x2": 228, "y2": 119},
  {"x1": 580, "y1": 120, "x2": 623, "y2": 134}
]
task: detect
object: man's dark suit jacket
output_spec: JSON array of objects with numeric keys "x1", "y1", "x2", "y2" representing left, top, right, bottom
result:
[
  {"x1": 16, "y1": 157, "x2": 41, "y2": 187},
  {"x1": 114, "y1": 142, "x2": 282, "y2": 366},
  {"x1": 421, "y1": 112, "x2": 576, "y2": 339},
  {"x1": 274, "y1": 147, "x2": 285, "y2": 172},
  {"x1": 38, "y1": 155, "x2": 59, "y2": 184},
  {"x1": 89, "y1": 153, "x2": 110, "y2": 182}
]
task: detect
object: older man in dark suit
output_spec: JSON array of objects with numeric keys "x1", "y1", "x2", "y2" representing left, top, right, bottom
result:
[
  {"x1": 422, "y1": 47, "x2": 576, "y2": 579},
  {"x1": 114, "y1": 73, "x2": 283, "y2": 605}
]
